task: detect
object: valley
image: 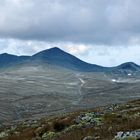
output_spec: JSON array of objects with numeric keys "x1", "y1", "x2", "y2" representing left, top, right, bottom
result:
[{"x1": 0, "y1": 64, "x2": 140, "y2": 125}]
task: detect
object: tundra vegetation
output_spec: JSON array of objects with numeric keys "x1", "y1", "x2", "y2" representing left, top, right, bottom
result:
[{"x1": 0, "y1": 99, "x2": 139, "y2": 140}]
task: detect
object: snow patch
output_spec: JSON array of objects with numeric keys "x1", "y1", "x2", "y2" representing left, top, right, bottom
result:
[
  {"x1": 112, "y1": 79, "x2": 117, "y2": 82},
  {"x1": 128, "y1": 73, "x2": 132, "y2": 76}
]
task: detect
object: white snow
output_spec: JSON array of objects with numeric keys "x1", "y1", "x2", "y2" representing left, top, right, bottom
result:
[
  {"x1": 112, "y1": 79, "x2": 117, "y2": 82},
  {"x1": 128, "y1": 73, "x2": 132, "y2": 76}
]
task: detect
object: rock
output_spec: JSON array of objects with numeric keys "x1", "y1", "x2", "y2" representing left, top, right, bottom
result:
[
  {"x1": 10, "y1": 125, "x2": 17, "y2": 131},
  {"x1": 14, "y1": 131, "x2": 20, "y2": 136},
  {"x1": 0, "y1": 131, "x2": 8, "y2": 138},
  {"x1": 34, "y1": 127, "x2": 43, "y2": 136},
  {"x1": 42, "y1": 132, "x2": 56, "y2": 139},
  {"x1": 31, "y1": 123, "x2": 39, "y2": 128},
  {"x1": 75, "y1": 112, "x2": 102, "y2": 126},
  {"x1": 114, "y1": 130, "x2": 140, "y2": 139},
  {"x1": 34, "y1": 124, "x2": 49, "y2": 136},
  {"x1": 83, "y1": 136, "x2": 95, "y2": 140}
]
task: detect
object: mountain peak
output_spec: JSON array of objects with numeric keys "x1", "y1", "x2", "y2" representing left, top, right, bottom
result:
[
  {"x1": 32, "y1": 47, "x2": 65, "y2": 57},
  {"x1": 45, "y1": 47, "x2": 63, "y2": 52},
  {"x1": 31, "y1": 47, "x2": 106, "y2": 71},
  {"x1": 46, "y1": 47, "x2": 65, "y2": 53},
  {"x1": 1, "y1": 53, "x2": 13, "y2": 56},
  {"x1": 49, "y1": 47, "x2": 62, "y2": 51},
  {"x1": 0, "y1": 53, "x2": 18, "y2": 58},
  {"x1": 119, "y1": 62, "x2": 139, "y2": 68},
  {"x1": 115, "y1": 62, "x2": 140, "y2": 72}
]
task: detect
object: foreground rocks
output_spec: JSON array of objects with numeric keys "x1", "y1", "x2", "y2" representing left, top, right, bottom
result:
[{"x1": 113, "y1": 130, "x2": 140, "y2": 140}]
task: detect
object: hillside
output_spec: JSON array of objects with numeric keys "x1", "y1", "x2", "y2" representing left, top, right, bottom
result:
[{"x1": 0, "y1": 99, "x2": 139, "y2": 140}]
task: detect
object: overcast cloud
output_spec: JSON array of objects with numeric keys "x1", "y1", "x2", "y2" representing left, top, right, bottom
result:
[{"x1": 0, "y1": 0, "x2": 140, "y2": 66}]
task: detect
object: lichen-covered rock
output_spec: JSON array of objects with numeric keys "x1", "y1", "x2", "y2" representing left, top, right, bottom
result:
[
  {"x1": 42, "y1": 131, "x2": 56, "y2": 139},
  {"x1": 83, "y1": 136, "x2": 95, "y2": 140},
  {"x1": 113, "y1": 130, "x2": 140, "y2": 140},
  {"x1": 75, "y1": 112, "x2": 102, "y2": 126},
  {"x1": 0, "y1": 131, "x2": 8, "y2": 138},
  {"x1": 113, "y1": 136, "x2": 137, "y2": 140}
]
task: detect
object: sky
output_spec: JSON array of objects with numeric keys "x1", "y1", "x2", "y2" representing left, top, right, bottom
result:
[{"x1": 0, "y1": 0, "x2": 140, "y2": 66}]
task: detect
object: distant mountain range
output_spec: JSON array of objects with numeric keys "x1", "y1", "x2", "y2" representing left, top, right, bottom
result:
[{"x1": 0, "y1": 47, "x2": 140, "y2": 73}]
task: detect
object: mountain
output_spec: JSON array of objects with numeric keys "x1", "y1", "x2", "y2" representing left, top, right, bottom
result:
[
  {"x1": 0, "y1": 47, "x2": 140, "y2": 73},
  {"x1": 0, "y1": 53, "x2": 30, "y2": 67},
  {"x1": 111, "y1": 62, "x2": 140, "y2": 74},
  {"x1": 116, "y1": 62, "x2": 140, "y2": 71},
  {"x1": 31, "y1": 47, "x2": 107, "y2": 71}
]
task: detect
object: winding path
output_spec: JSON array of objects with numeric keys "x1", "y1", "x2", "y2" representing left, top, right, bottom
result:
[{"x1": 74, "y1": 73, "x2": 86, "y2": 104}]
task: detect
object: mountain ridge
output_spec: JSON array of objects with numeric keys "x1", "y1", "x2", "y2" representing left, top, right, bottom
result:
[{"x1": 0, "y1": 47, "x2": 140, "y2": 73}]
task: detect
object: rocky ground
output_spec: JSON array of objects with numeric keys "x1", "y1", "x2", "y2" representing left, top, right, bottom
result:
[{"x1": 0, "y1": 99, "x2": 139, "y2": 140}]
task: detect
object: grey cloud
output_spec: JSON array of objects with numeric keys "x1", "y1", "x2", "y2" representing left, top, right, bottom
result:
[{"x1": 0, "y1": 0, "x2": 140, "y2": 45}]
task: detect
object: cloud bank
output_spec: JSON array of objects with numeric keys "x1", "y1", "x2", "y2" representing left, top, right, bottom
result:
[{"x1": 0, "y1": 0, "x2": 140, "y2": 45}]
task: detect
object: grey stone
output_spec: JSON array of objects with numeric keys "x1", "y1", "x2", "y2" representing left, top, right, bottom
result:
[{"x1": 83, "y1": 136, "x2": 95, "y2": 140}]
